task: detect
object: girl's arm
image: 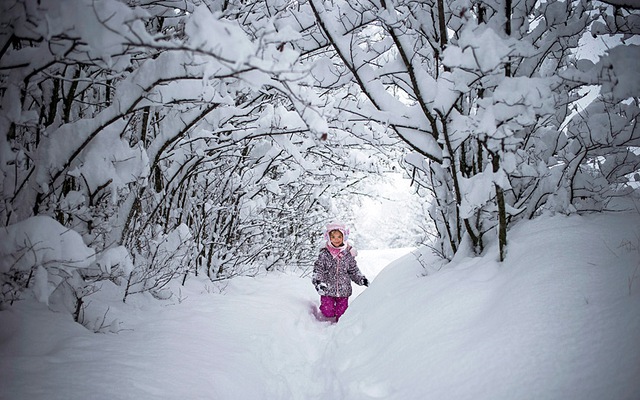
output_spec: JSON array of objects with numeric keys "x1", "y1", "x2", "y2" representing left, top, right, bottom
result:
[
  {"x1": 312, "y1": 250, "x2": 327, "y2": 286},
  {"x1": 346, "y1": 254, "x2": 368, "y2": 286}
]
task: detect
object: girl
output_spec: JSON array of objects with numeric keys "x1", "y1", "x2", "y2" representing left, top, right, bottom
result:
[{"x1": 312, "y1": 221, "x2": 368, "y2": 322}]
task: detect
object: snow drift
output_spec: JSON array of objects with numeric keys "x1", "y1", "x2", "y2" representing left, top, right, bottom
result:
[
  {"x1": 328, "y1": 212, "x2": 640, "y2": 399},
  {"x1": 1, "y1": 211, "x2": 639, "y2": 400}
]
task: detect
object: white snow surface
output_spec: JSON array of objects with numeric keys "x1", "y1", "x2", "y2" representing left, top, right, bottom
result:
[{"x1": 1, "y1": 213, "x2": 639, "y2": 400}]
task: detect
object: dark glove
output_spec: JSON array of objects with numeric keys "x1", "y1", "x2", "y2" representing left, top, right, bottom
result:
[{"x1": 362, "y1": 277, "x2": 369, "y2": 287}]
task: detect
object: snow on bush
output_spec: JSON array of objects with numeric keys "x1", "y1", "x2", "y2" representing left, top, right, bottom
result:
[
  {"x1": 0, "y1": 216, "x2": 95, "y2": 305},
  {"x1": 95, "y1": 246, "x2": 134, "y2": 276},
  {"x1": 0, "y1": 216, "x2": 94, "y2": 273}
]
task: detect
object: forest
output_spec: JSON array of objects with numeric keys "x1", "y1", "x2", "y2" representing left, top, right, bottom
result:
[{"x1": 1, "y1": 0, "x2": 639, "y2": 322}]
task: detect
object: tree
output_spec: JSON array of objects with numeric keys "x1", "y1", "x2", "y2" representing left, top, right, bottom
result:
[
  {"x1": 299, "y1": 0, "x2": 639, "y2": 261},
  {"x1": 0, "y1": 0, "x2": 388, "y2": 307}
]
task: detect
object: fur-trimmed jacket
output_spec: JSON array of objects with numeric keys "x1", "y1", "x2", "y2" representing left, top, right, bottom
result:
[{"x1": 312, "y1": 245, "x2": 367, "y2": 298}]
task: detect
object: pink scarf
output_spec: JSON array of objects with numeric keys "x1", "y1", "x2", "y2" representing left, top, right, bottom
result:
[{"x1": 327, "y1": 243, "x2": 346, "y2": 259}]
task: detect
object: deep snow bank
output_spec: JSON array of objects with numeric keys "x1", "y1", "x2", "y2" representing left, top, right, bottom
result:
[
  {"x1": 328, "y1": 212, "x2": 640, "y2": 400},
  {"x1": 0, "y1": 212, "x2": 638, "y2": 400}
]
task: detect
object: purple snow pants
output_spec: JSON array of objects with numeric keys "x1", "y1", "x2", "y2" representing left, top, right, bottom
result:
[{"x1": 320, "y1": 296, "x2": 349, "y2": 320}]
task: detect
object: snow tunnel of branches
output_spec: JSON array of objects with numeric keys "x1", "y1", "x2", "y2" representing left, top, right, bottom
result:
[{"x1": 1, "y1": 0, "x2": 639, "y2": 308}]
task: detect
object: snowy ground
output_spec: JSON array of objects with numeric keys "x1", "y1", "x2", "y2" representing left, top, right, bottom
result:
[{"x1": 1, "y1": 213, "x2": 639, "y2": 400}]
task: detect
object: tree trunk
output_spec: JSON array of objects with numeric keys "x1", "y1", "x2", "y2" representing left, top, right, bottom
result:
[{"x1": 493, "y1": 154, "x2": 507, "y2": 262}]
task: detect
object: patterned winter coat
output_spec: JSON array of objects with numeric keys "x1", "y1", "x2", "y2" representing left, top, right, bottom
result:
[{"x1": 312, "y1": 245, "x2": 367, "y2": 298}]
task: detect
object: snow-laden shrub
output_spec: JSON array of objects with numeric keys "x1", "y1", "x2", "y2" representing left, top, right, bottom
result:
[
  {"x1": 123, "y1": 224, "x2": 194, "y2": 302},
  {"x1": 0, "y1": 216, "x2": 95, "y2": 311}
]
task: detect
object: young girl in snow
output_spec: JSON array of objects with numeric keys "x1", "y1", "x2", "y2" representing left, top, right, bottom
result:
[{"x1": 312, "y1": 221, "x2": 368, "y2": 322}]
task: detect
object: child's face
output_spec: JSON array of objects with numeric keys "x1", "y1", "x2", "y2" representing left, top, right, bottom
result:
[{"x1": 329, "y1": 230, "x2": 344, "y2": 247}]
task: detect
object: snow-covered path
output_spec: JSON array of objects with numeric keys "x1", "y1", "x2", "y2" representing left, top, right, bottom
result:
[
  {"x1": 0, "y1": 248, "x2": 413, "y2": 400},
  {"x1": 3, "y1": 212, "x2": 640, "y2": 400}
]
